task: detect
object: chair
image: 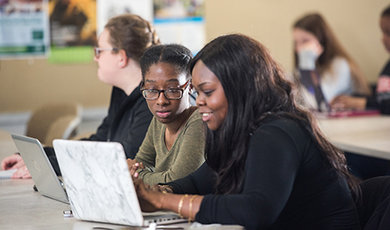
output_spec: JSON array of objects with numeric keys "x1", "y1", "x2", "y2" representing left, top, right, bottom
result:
[
  {"x1": 25, "y1": 103, "x2": 82, "y2": 146},
  {"x1": 45, "y1": 115, "x2": 82, "y2": 146}
]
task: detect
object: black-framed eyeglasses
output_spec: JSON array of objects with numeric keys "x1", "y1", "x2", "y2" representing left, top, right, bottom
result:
[
  {"x1": 93, "y1": 47, "x2": 119, "y2": 58},
  {"x1": 141, "y1": 80, "x2": 190, "y2": 100}
]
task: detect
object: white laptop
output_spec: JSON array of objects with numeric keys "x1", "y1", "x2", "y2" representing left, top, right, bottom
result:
[
  {"x1": 52, "y1": 139, "x2": 184, "y2": 227},
  {"x1": 11, "y1": 134, "x2": 69, "y2": 204}
]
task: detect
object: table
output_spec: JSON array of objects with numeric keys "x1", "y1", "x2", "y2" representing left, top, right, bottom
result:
[
  {"x1": 0, "y1": 179, "x2": 243, "y2": 229},
  {"x1": 0, "y1": 130, "x2": 242, "y2": 229},
  {"x1": 317, "y1": 115, "x2": 390, "y2": 160},
  {"x1": 0, "y1": 179, "x2": 76, "y2": 229}
]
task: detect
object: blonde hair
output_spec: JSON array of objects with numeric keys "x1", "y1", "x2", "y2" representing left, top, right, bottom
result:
[{"x1": 105, "y1": 14, "x2": 161, "y2": 63}]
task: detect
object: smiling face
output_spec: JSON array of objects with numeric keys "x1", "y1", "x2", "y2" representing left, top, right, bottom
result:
[
  {"x1": 192, "y1": 60, "x2": 228, "y2": 131},
  {"x1": 380, "y1": 16, "x2": 390, "y2": 53},
  {"x1": 143, "y1": 62, "x2": 190, "y2": 124}
]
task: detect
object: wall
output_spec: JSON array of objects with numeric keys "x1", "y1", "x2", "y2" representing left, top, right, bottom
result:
[
  {"x1": 0, "y1": 0, "x2": 388, "y2": 113},
  {"x1": 0, "y1": 58, "x2": 110, "y2": 113},
  {"x1": 205, "y1": 0, "x2": 389, "y2": 82}
]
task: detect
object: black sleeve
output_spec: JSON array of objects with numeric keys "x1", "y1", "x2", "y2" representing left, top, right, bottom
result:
[
  {"x1": 122, "y1": 102, "x2": 153, "y2": 159},
  {"x1": 195, "y1": 123, "x2": 302, "y2": 229},
  {"x1": 379, "y1": 99, "x2": 390, "y2": 114},
  {"x1": 366, "y1": 96, "x2": 378, "y2": 109},
  {"x1": 377, "y1": 60, "x2": 390, "y2": 114},
  {"x1": 167, "y1": 163, "x2": 217, "y2": 195},
  {"x1": 85, "y1": 88, "x2": 122, "y2": 141}
]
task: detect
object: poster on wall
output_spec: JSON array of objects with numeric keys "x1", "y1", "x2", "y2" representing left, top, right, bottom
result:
[
  {"x1": 48, "y1": 0, "x2": 97, "y2": 63},
  {"x1": 96, "y1": 0, "x2": 152, "y2": 36},
  {"x1": 0, "y1": 0, "x2": 50, "y2": 58},
  {"x1": 153, "y1": 0, "x2": 205, "y2": 54}
]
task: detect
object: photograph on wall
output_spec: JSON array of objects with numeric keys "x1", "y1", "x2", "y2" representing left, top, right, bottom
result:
[
  {"x1": 48, "y1": 0, "x2": 97, "y2": 63},
  {"x1": 0, "y1": 0, "x2": 50, "y2": 58},
  {"x1": 96, "y1": 0, "x2": 152, "y2": 35},
  {"x1": 153, "y1": 0, "x2": 205, "y2": 54}
]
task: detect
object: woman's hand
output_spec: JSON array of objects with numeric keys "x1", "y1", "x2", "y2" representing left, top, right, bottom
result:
[
  {"x1": 330, "y1": 95, "x2": 367, "y2": 110},
  {"x1": 133, "y1": 178, "x2": 165, "y2": 212},
  {"x1": 126, "y1": 159, "x2": 145, "y2": 179},
  {"x1": 1, "y1": 153, "x2": 23, "y2": 170},
  {"x1": 1, "y1": 154, "x2": 32, "y2": 179}
]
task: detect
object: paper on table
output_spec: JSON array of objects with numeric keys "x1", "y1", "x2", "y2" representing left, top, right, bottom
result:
[{"x1": 0, "y1": 169, "x2": 17, "y2": 179}]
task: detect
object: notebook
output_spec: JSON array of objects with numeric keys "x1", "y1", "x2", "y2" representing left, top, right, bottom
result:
[
  {"x1": 0, "y1": 169, "x2": 17, "y2": 179},
  {"x1": 11, "y1": 134, "x2": 69, "y2": 204},
  {"x1": 52, "y1": 139, "x2": 185, "y2": 227}
]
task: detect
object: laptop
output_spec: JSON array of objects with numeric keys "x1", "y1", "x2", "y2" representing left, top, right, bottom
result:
[
  {"x1": 11, "y1": 134, "x2": 69, "y2": 204},
  {"x1": 52, "y1": 139, "x2": 184, "y2": 227}
]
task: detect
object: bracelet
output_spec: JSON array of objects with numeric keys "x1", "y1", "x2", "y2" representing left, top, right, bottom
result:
[
  {"x1": 188, "y1": 195, "x2": 198, "y2": 222},
  {"x1": 177, "y1": 194, "x2": 188, "y2": 217}
]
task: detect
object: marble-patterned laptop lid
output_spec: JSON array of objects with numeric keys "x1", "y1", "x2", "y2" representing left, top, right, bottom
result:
[{"x1": 53, "y1": 140, "x2": 144, "y2": 226}]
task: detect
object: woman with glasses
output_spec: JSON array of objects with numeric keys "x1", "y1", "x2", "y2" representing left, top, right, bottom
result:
[
  {"x1": 1, "y1": 14, "x2": 159, "y2": 178},
  {"x1": 127, "y1": 44, "x2": 205, "y2": 186},
  {"x1": 133, "y1": 34, "x2": 360, "y2": 229}
]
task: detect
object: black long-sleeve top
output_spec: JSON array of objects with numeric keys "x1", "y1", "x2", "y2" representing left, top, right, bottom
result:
[
  {"x1": 376, "y1": 60, "x2": 390, "y2": 114},
  {"x1": 168, "y1": 118, "x2": 359, "y2": 230},
  {"x1": 359, "y1": 59, "x2": 390, "y2": 114},
  {"x1": 46, "y1": 85, "x2": 153, "y2": 175}
]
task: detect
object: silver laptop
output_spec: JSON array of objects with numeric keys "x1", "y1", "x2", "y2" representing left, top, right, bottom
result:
[
  {"x1": 52, "y1": 139, "x2": 184, "y2": 227},
  {"x1": 11, "y1": 134, "x2": 69, "y2": 204}
]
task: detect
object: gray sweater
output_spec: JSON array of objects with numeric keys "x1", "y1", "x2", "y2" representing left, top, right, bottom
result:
[{"x1": 135, "y1": 108, "x2": 205, "y2": 185}]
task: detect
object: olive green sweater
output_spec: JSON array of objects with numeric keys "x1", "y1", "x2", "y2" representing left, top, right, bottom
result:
[{"x1": 135, "y1": 108, "x2": 205, "y2": 185}]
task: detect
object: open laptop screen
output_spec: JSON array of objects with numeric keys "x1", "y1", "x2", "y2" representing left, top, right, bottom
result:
[{"x1": 53, "y1": 140, "x2": 183, "y2": 226}]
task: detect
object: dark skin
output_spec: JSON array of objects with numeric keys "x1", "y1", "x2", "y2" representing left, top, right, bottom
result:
[
  {"x1": 133, "y1": 59, "x2": 228, "y2": 221},
  {"x1": 133, "y1": 177, "x2": 203, "y2": 220},
  {"x1": 127, "y1": 62, "x2": 194, "y2": 177}
]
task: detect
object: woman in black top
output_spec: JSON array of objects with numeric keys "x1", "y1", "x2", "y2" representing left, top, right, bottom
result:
[
  {"x1": 330, "y1": 6, "x2": 390, "y2": 114},
  {"x1": 134, "y1": 34, "x2": 360, "y2": 229},
  {"x1": 1, "y1": 14, "x2": 158, "y2": 177}
]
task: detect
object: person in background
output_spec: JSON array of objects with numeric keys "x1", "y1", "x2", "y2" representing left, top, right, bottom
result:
[
  {"x1": 330, "y1": 5, "x2": 390, "y2": 181},
  {"x1": 331, "y1": 5, "x2": 390, "y2": 114},
  {"x1": 1, "y1": 14, "x2": 158, "y2": 178},
  {"x1": 292, "y1": 13, "x2": 371, "y2": 111},
  {"x1": 133, "y1": 34, "x2": 360, "y2": 230},
  {"x1": 127, "y1": 44, "x2": 205, "y2": 186}
]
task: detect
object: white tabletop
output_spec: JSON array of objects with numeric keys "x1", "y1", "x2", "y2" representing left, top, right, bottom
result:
[
  {"x1": 0, "y1": 179, "x2": 76, "y2": 229},
  {"x1": 0, "y1": 179, "x2": 244, "y2": 229},
  {"x1": 0, "y1": 130, "x2": 242, "y2": 229},
  {"x1": 317, "y1": 115, "x2": 390, "y2": 160}
]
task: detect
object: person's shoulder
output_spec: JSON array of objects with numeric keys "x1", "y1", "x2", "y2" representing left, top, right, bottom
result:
[
  {"x1": 254, "y1": 117, "x2": 306, "y2": 139},
  {"x1": 380, "y1": 59, "x2": 390, "y2": 76},
  {"x1": 186, "y1": 107, "x2": 203, "y2": 124},
  {"x1": 182, "y1": 107, "x2": 205, "y2": 136},
  {"x1": 330, "y1": 56, "x2": 350, "y2": 70}
]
